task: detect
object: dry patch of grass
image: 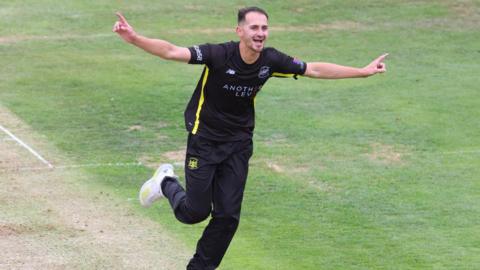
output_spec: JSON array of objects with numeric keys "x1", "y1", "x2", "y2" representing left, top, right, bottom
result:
[
  {"x1": 127, "y1": 124, "x2": 143, "y2": 131},
  {"x1": 366, "y1": 143, "x2": 406, "y2": 165},
  {"x1": 138, "y1": 148, "x2": 185, "y2": 169},
  {"x1": 448, "y1": 0, "x2": 478, "y2": 17},
  {"x1": 163, "y1": 148, "x2": 186, "y2": 163},
  {"x1": 256, "y1": 157, "x2": 335, "y2": 193},
  {"x1": 267, "y1": 161, "x2": 285, "y2": 173}
]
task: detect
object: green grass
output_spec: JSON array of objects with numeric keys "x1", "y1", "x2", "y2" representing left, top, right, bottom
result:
[{"x1": 1, "y1": 0, "x2": 480, "y2": 269}]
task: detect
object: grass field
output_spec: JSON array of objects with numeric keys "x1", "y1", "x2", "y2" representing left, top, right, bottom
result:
[{"x1": 1, "y1": 1, "x2": 480, "y2": 269}]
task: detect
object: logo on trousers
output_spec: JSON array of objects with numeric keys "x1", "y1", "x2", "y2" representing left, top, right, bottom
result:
[{"x1": 187, "y1": 157, "x2": 199, "y2": 170}]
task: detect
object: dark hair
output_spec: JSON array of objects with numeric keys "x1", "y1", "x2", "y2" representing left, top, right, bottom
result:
[{"x1": 237, "y1": 6, "x2": 269, "y2": 24}]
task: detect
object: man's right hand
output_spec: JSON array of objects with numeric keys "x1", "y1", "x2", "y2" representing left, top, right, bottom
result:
[
  {"x1": 112, "y1": 12, "x2": 191, "y2": 63},
  {"x1": 113, "y1": 12, "x2": 137, "y2": 43}
]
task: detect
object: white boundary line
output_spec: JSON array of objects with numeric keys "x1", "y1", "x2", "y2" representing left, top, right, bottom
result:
[
  {"x1": 0, "y1": 148, "x2": 478, "y2": 173},
  {"x1": 0, "y1": 124, "x2": 54, "y2": 168},
  {"x1": 439, "y1": 150, "x2": 480, "y2": 155},
  {"x1": 0, "y1": 162, "x2": 143, "y2": 173},
  {"x1": 53, "y1": 162, "x2": 143, "y2": 170}
]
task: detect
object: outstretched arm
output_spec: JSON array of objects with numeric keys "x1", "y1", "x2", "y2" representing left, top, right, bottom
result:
[
  {"x1": 113, "y1": 12, "x2": 191, "y2": 63},
  {"x1": 304, "y1": 53, "x2": 388, "y2": 79}
]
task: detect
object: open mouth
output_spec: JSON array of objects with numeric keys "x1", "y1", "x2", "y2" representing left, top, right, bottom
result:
[
  {"x1": 253, "y1": 39, "x2": 264, "y2": 47},
  {"x1": 253, "y1": 38, "x2": 264, "y2": 46}
]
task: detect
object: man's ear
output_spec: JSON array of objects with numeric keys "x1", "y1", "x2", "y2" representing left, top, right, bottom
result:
[{"x1": 236, "y1": 25, "x2": 242, "y2": 37}]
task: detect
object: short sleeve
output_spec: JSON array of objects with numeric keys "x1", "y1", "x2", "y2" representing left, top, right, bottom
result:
[
  {"x1": 269, "y1": 49, "x2": 307, "y2": 79},
  {"x1": 188, "y1": 43, "x2": 228, "y2": 69},
  {"x1": 188, "y1": 44, "x2": 211, "y2": 65}
]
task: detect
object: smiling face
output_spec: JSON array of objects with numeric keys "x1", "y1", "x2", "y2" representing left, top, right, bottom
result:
[{"x1": 236, "y1": 11, "x2": 269, "y2": 53}]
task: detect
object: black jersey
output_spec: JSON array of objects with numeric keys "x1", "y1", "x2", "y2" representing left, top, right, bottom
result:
[{"x1": 185, "y1": 41, "x2": 306, "y2": 141}]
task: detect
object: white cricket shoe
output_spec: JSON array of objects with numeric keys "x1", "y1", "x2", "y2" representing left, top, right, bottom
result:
[{"x1": 139, "y1": 163, "x2": 175, "y2": 208}]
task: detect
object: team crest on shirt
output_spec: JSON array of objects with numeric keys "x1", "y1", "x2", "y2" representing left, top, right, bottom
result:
[{"x1": 258, "y1": 66, "x2": 270, "y2": 79}]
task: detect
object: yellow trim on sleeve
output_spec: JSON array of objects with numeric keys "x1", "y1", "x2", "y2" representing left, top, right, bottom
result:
[
  {"x1": 272, "y1": 72, "x2": 303, "y2": 80},
  {"x1": 272, "y1": 72, "x2": 295, "y2": 78},
  {"x1": 192, "y1": 66, "x2": 209, "y2": 134}
]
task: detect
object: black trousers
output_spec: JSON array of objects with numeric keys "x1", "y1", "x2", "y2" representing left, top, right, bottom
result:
[{"x1": 161, "y1": 133, "x2": 253, "y2": 270}]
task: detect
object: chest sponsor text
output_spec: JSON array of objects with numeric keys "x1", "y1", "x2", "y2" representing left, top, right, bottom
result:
[{"x1": 222, "y1": 84, "x2": 262, "y2": 97}]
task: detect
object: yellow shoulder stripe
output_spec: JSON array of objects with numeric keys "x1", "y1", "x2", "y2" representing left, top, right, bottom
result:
[{"x1": 192, "y1": 66, "x2": 209, "y2": 134}]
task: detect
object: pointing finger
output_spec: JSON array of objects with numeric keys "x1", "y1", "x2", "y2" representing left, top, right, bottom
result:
[
  {"x1": 377, "y1": 53, "x2": 389, "y2": 63},
  {"x1": 116, "y1": 12, "x2": 127, "y2": 24}
]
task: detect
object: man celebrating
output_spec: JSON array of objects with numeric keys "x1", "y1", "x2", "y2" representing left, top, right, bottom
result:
[{"x1": 113, "y1": 6, "x2": 387, "y2": 270}]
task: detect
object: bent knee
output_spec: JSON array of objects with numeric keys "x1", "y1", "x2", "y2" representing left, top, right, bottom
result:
[{"x1": 175, "y1": 209, "x2": 210, "y2": 225}]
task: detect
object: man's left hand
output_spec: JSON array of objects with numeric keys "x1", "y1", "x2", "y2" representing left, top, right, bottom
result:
[{"x1": 362, "y1": 53, "x2": 389, "y2": 76}]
